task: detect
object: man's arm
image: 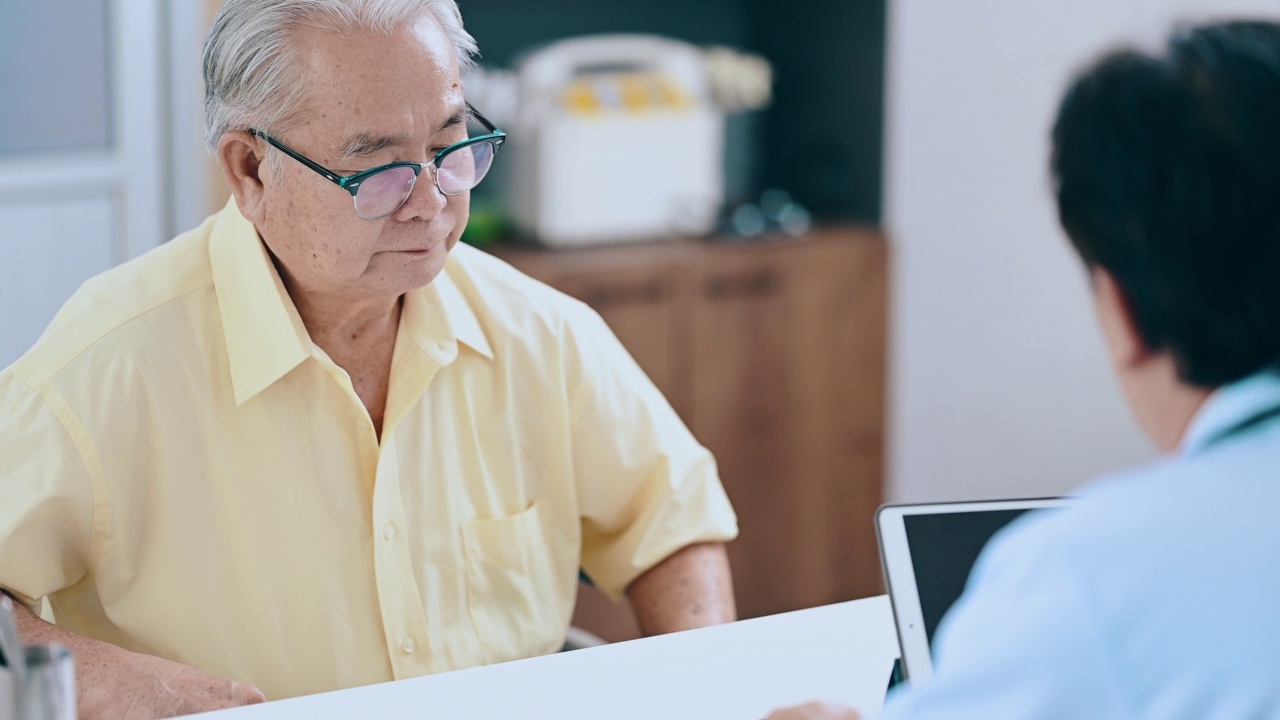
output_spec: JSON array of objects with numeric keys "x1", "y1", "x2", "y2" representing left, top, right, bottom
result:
[
  {"x1": 626, "y1": 542, "x2": 736, "y2": 636},
  {"x1": 8, "y1": 596, "x2": 264, "y2": 719}
]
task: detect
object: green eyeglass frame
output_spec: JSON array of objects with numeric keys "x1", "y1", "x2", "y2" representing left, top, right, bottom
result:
[{"x1": 249, "y1": 103, "x2": 506, "y2": 208}]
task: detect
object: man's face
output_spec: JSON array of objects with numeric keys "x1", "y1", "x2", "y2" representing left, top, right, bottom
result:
[{"x1": 255, "y1": 13, "x2": 469, "y2": 301}]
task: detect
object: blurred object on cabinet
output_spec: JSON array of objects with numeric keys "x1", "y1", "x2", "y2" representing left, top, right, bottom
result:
[
  {"x1": 468, "y1": 33, "x2": 772, "y2": 247},
  {"x1": 459, "y1": 0, "x2": 886, "y2": 227},
  {"x1": 505, "y1": 35, "x2": 722, "y2": 246},
  {"x1": 489, "y1": 227, "x2": 887, "y2": 642}
]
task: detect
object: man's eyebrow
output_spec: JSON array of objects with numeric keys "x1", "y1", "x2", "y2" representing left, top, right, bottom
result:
[
  {"x1": 439, "y1": 106, "x2": 472, "y2": 133},
  {"x1": 336, "y1": 109, "x2": 472, "y2": 159},
  {"x1": 335, "y1": 133, "x2": 409, "y2": 160}
]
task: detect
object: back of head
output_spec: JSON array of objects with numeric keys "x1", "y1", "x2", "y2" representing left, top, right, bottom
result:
[{"x1": 1052, "y1": 21, "x2": 1280, "y2": 388}]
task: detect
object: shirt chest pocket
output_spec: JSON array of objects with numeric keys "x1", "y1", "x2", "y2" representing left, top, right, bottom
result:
[{"x1": 461, "y1": 501, "x2": 566, "y2": 663}]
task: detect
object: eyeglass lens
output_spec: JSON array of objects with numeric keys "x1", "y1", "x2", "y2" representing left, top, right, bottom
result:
[{"x1": 353, "y1": 140, "x2": 497, "y2": 220}]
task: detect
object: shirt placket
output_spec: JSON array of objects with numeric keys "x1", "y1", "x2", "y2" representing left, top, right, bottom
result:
[
  {"x1": 370, "y1": 434, "x2": 435, "y2": 678},
  {"x1": 370, "y1": 344, "x2": 453, "y2": 679},
  {"x1": 318, "y1": 348, "x2": 439, "y2": 678}
]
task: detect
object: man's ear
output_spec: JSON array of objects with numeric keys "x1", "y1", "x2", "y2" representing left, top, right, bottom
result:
[
  {"x1": 1092, "y1": 267, "x2": 1150, "y2": 371},
  {"x1": 217, "y1": 130, "x2": 268, "y2": 224}
]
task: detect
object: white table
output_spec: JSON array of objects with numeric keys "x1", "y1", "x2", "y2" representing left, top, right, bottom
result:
[{"x1": 193, "y1": 595, "x2": 900, "y2": 720}]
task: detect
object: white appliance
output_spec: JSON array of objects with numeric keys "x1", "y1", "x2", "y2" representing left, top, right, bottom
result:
[{"x1": 509, "y1": 35, "x2": 725, "y2": 246}]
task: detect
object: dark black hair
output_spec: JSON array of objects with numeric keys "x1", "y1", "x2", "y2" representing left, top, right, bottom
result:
[{"x1": 1052, "y1": 21, "x2": 1280, "y2": 387}]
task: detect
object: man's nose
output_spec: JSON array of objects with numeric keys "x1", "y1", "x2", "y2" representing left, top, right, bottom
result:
[{"x1": 397, "y1": 163, "x2": 447, "y2": 220}]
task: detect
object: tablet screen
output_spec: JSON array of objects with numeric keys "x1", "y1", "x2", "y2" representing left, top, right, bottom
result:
[
  {"x1": 903, "y1": 508, "x2": 1031, "y2": 646},
  {"x1": 877, "y1": 498, "x2": 1068, "y2": 682}
]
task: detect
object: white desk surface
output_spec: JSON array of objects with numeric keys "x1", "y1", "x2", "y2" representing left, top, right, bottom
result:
[{"x1": 193, "y1": 595, "x2": 899, "y2": 720}]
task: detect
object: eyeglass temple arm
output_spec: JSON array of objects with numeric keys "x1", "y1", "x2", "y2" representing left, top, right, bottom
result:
[
  {"x1": 249, "y1": 129, "x2": 346, "y2": 187},
  {"x1": 465, "y1": 103, "x2": 503, "y2": 135}
]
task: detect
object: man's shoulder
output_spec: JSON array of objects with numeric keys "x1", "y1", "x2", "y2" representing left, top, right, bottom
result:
[
  {"x1": 982, "y1": 443, "x2": 1280, "y2": 592},
  {"x1": 10, "y1": 216, "x2": 218, "y2": 386},
  {"x1": 990, "y1": 459, "x2": 1206, "y2": 561},
  {"x1": 1070, "y1": 435, "x2": 1280, "y2": 540}
]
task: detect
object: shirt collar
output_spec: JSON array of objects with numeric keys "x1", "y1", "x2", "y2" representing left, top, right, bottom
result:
[
  {"x1": 380, "y1": 267, "x2": 494, "y2": 440},
  {"x1": 208, "y1": 198, "x2": 494, "y2": 406},
  {"x1": 1180, "y1": 369, "x2": 1280, "y2": 457},
  {"x1": 208, "y1": 198, "x2": 312, "y2": 407},
  {"x1": 399, "y1": 262, "x2": 494, "y2": 365}
]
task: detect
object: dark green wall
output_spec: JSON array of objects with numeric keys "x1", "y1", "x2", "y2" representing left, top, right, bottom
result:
[
  {"x1": 459, "y1": 0, "x2": 752, "y2": 65},
  {"x1": 459, "y1": 0, "x2": 885, "y2": 224},
  {"x1": 749, "y1": 0, "x2": 885, "y2": 222}
]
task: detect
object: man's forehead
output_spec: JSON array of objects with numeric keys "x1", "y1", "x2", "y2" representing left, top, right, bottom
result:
[
  {"x1": 408, "y1": 12, "x2": 459, "y2": 69},
  {"x1": 291, "y1": 9, "x2": 457, "y2": 58},
  {"x1": 290, "y1": 12, "x2": 461, "y2": 99},
  {"x1": 286, "y1": 13, "x2": 466, "y2": 156}
]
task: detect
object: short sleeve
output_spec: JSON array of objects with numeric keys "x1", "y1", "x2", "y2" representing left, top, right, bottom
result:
[
  {"x1": 879, "y1": 518, "x2": 1134, "y2": 720},
  {"x1": 0, "y1": 371, "x2": 97, "y2": 612},
  {"x1": 560, "y1": 303, "x2": 738, "y2": 601}
]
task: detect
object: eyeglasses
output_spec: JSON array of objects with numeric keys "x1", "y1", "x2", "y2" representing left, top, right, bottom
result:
[{"x1": 251, "y1": 104, "x2": 506, "y2": 221}]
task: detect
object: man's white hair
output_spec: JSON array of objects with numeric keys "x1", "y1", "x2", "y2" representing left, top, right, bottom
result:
[{"x1": 202, "y1": 0, "x2": 478, "y2": 153}]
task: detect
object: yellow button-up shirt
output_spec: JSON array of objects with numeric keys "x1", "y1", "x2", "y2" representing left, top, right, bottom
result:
[{"x1": 0, "y1": 201, "x2": 737, "y2": 699}]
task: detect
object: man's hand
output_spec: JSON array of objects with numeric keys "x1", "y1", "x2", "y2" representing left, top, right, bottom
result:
[
  {"x1": 9, "y1": 597, "x2": 265, "y2": 719},
  {"x1": 765, "y1": 701, "x2": 862, "y2": 720},
  {"x1": 78, "y1": 649, "x2": 266, "y2": 719}
]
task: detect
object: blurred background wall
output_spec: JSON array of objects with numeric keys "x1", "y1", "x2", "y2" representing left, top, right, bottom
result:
[
  {"x1": 885, "y1": 0, "x2": 1280, "y2": 503},
  {"x1": 0, "y1": 1, "x2": 167, "y2": 368}
]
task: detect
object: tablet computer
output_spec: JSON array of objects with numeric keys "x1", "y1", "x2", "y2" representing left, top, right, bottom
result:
[{"x1": 876, "y1": 497, "x2": 1069, "y2": 683}]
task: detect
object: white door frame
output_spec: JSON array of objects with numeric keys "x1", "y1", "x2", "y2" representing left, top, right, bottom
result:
[
  {"x1": 166, "y1": 0, "x2": 216, "y2": 234},
  {"x1": 0, "y1": 0, "x2": 166, "y2": 261}
]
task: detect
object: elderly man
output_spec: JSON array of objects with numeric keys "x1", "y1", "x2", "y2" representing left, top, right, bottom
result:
[{"x1": 0, "y1": 1, "x2": 737, "y2": 716}]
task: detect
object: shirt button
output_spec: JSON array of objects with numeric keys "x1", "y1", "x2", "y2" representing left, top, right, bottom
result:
[
  {"x1": 382, "y1": 523, "x2": 397, "y2": 541},
  {"x1": 357, "y1": 419, "x2": 369, "y2": 432},
  {"x1": 401, "y1": 636, "x2": 416, "y2": 654}
]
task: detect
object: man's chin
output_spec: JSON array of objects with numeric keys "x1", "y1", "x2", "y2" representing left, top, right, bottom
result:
[{"x1": 385, "y1": 245, "x2": 450, "y2": 292}]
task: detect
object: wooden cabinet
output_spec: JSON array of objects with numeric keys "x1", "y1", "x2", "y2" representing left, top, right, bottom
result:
[{"x1": 488, "y1": 228, "x2": 887, "y2": 641}]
